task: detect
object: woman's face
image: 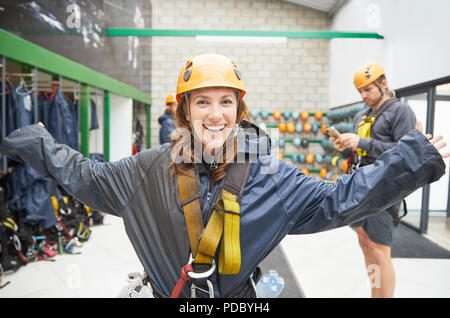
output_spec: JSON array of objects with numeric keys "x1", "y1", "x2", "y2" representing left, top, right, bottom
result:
[{"x1": 187, "y1": 87, "x2": 238, "y2": 151}]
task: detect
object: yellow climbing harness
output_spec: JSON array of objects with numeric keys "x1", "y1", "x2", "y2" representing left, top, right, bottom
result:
[
  {"x1": 356, "y1": 114, "x2": 377, "y2": 156},
  {"x1": 178, "y1": 168, "x2": 242, "y2": 275}
]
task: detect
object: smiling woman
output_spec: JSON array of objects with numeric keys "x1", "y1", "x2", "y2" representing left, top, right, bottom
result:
[{"x1": 171, "y1": 54, "x2": 250, "y2": 182}]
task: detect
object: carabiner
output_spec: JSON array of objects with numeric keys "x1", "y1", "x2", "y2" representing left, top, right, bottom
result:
[
  {"x1": 190, "y1": 280, "x2": 215, "y2": 298},
  {"x1": 186, "y1": 253, "x2": 216, "y2": 280}
]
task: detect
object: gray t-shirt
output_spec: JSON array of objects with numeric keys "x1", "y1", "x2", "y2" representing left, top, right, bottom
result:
[{"x1": 343, "y1": 98, "x2": 417, "y2": 166}]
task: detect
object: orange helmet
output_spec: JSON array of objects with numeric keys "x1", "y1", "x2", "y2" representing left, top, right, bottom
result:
[
  {"x1": 166, "y1": 93, "x2": 177, "y2": 105},
  {"x1": 300, "y1": 111, "x2": 309, "y2": 121},
  {"x1": 273, "y1": 109, "x2": 282, "y2": 121},
  {"x1": 353, "y1": 62, "x2": 385, "y2": 89},
  {"x1": 319, "y1": 168, "x2": 328, "y2": 179},
  {"x1": 176, "y1": 54, "x2": 246, "y2": 102}
]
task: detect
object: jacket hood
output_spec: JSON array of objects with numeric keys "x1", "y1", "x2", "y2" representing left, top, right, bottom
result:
[{"x1": 158, "y1": 113, "x2": 173, "y2": 125}]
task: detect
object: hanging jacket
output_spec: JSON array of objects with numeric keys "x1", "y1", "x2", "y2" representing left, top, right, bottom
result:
[
  {"x1": 38, "y1": 92, "x2": 52, "y2": 128},
  {"x1": 5, "y1": 164, "x2": 56, "y2": 229},
  {"x1": 0, "y1": 82, "x2": 17, "y2": 138},
  {"x1": 158, "y1": 113, "x2": 175, "y2": 145},
  {"x1": 0, "y1": 122, "x2": 445, "y2": 297},
  {"x1": 72, "y1": 99, "x2": 99, "y2": 132},
  {"x1": 48, "y1": 91, "x2": 79, "y2": 151},
  {"x1": 13, "y1": 85, "x2": 35, "y2": 129}
]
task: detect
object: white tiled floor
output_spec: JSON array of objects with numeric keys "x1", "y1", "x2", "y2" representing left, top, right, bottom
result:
[
  {"x1": 1, "y1": 214, "x2": 450, "y2": 298},
  {"x1": 281, "y1": 226, "x2": 450, "y2": 298}
]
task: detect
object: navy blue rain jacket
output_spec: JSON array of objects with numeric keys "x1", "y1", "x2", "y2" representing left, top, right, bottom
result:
[
  {"x1": 158, "y1": 113, "x2": 175, "y2": 145},
  {"x1": 0, "y1": 123, "x2": 445, "y2": 297},
  {"x1": 5, "y1": 164, "x2": 57, "y2": 229},
  {"x1": 47, "y1": 91, "x2": 79, "y2": 151}
]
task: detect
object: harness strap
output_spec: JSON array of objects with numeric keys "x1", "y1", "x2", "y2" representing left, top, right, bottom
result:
[
  {"x1": 177, "y1": 171, "x2": 203, "y2": 257},
  {"x1": 356, "y1": 114, "x2": 377, "y2": 156},
  {"x1": 386, "y1": 199, "x2": 408, "y2": 227},
  {"x1": 218, "y1": 190, "x2": 241, "y2": 274},
  {"x1": 177, "y1": 164, "x2": 249, "y2": 274},
  {"x1": 173, "y1": 162, "x2": 251, "y2": 297}
]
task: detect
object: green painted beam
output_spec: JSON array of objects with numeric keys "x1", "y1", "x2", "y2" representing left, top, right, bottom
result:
[
  {"x1": 104, "y1": 91, "x2": 110, "y2": 162},
  {"x1": 108, "y1": 29, "x2": 384, "y2": 39},
  {"x1": 80, "y1": 84, "x2": 90, "y2": 158},
  {"x1": 0, "y1": 30, "x2": 151, "y2": 105}
]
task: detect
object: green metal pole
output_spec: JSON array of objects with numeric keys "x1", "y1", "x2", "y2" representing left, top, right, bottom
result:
[
  {"x1": 146, "y1": 104, "x2": 151, "y2": 148},
  {"x1": 103, "y1": 91, "x2": 110, "y2": 162},
  {"x1": 80, "y1": 84, "x2": 90, "y2": 157}
]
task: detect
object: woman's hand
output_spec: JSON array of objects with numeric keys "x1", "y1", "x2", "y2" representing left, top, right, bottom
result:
[{"x1": 416, "y1": 121, "x2": 450, "y2": 158}]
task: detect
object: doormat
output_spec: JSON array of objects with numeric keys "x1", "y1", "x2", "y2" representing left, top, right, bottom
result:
[{"x1": 391, "y1": 223, "x2": 450, "y2": 259}]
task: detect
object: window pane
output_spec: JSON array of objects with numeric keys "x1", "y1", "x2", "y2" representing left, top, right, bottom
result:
[
  {"x1": 400, "y1": 92, "x2": 428, "y2": 230},
  {"x1": 430, "y1": 99, "x2": 449, "y2": 212}
]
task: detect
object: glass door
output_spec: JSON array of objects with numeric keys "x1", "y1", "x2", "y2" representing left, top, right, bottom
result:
[
  {"x1": 400, "y1": 92, "x2": 428, "y2": 231},
  {"x1": 427, "y1": 83, "x2": 450, "y2": 246}
]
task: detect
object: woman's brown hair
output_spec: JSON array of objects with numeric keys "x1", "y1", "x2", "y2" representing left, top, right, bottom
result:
[{"x1": 170, "y1": 89, "x2": 249, "y2": 182}]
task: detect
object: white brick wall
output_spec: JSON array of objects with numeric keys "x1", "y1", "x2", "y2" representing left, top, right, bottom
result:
[{"x1": 149, "y1": 0, "x2": 331, "y2": 149}]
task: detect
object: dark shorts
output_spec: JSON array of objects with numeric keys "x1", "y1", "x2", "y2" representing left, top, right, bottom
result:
[{"x1": 351, "y1": 202, "x2": 401, "y2": 246}]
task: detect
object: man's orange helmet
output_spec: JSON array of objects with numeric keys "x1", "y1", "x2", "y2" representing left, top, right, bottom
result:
[
  {"x1": 165, "y1": 93, "x2": 177, "y2": 105},
  {"x1": 353, "y1": 62, "x2": 385, "y2": 89},
  {"x1": 176, "y1": 53, "x2": 246, "y2": 102}
]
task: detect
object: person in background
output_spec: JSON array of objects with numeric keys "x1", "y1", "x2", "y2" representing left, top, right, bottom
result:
[
  {"x1": 330, "y1": 62, "x2": 417, "y2": 298},
  {"x1": 159, "y1": 93, "x2": 177, "y2": 145}
]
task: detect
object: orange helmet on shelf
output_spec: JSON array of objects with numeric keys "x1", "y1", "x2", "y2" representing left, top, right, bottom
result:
[
  {"x1": 314, "y1": 110, "x2": 323, "y2": 120},
  {"x1": 306, "y1": 153, "x2": 315, "y2": 164},
  {"x1": 341, "y1": 159, "x2": 348, "y2": 172},
  {"x1": 303, "y1": 122, "x2": 312, "y2": 133},
  {"x1": 176, "y1": 53, "x2": 246, "y2": 102},
  {"x1": 300, "y1": 111, "x2": 309, "y2": 121},
  {"x1": 286, "y1": 122, "x2": 296, "y2": 133},
  {"x1": 320, "y1": 168, "x2": 328, "y2": 179},
  {"x1": 353, "y1": 62, "x2": 385, "y2": 89},
  {"x1": 166, "y1": 93, "x2": 177, "y2": 105},
  {"x1": 273, "y1": 109, "x2": 282, "y2": 121}
]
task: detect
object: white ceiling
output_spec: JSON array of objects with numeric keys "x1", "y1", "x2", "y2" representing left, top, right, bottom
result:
[{"x1": 283, "y1": 0, "x2": 347, "y2": 16}]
